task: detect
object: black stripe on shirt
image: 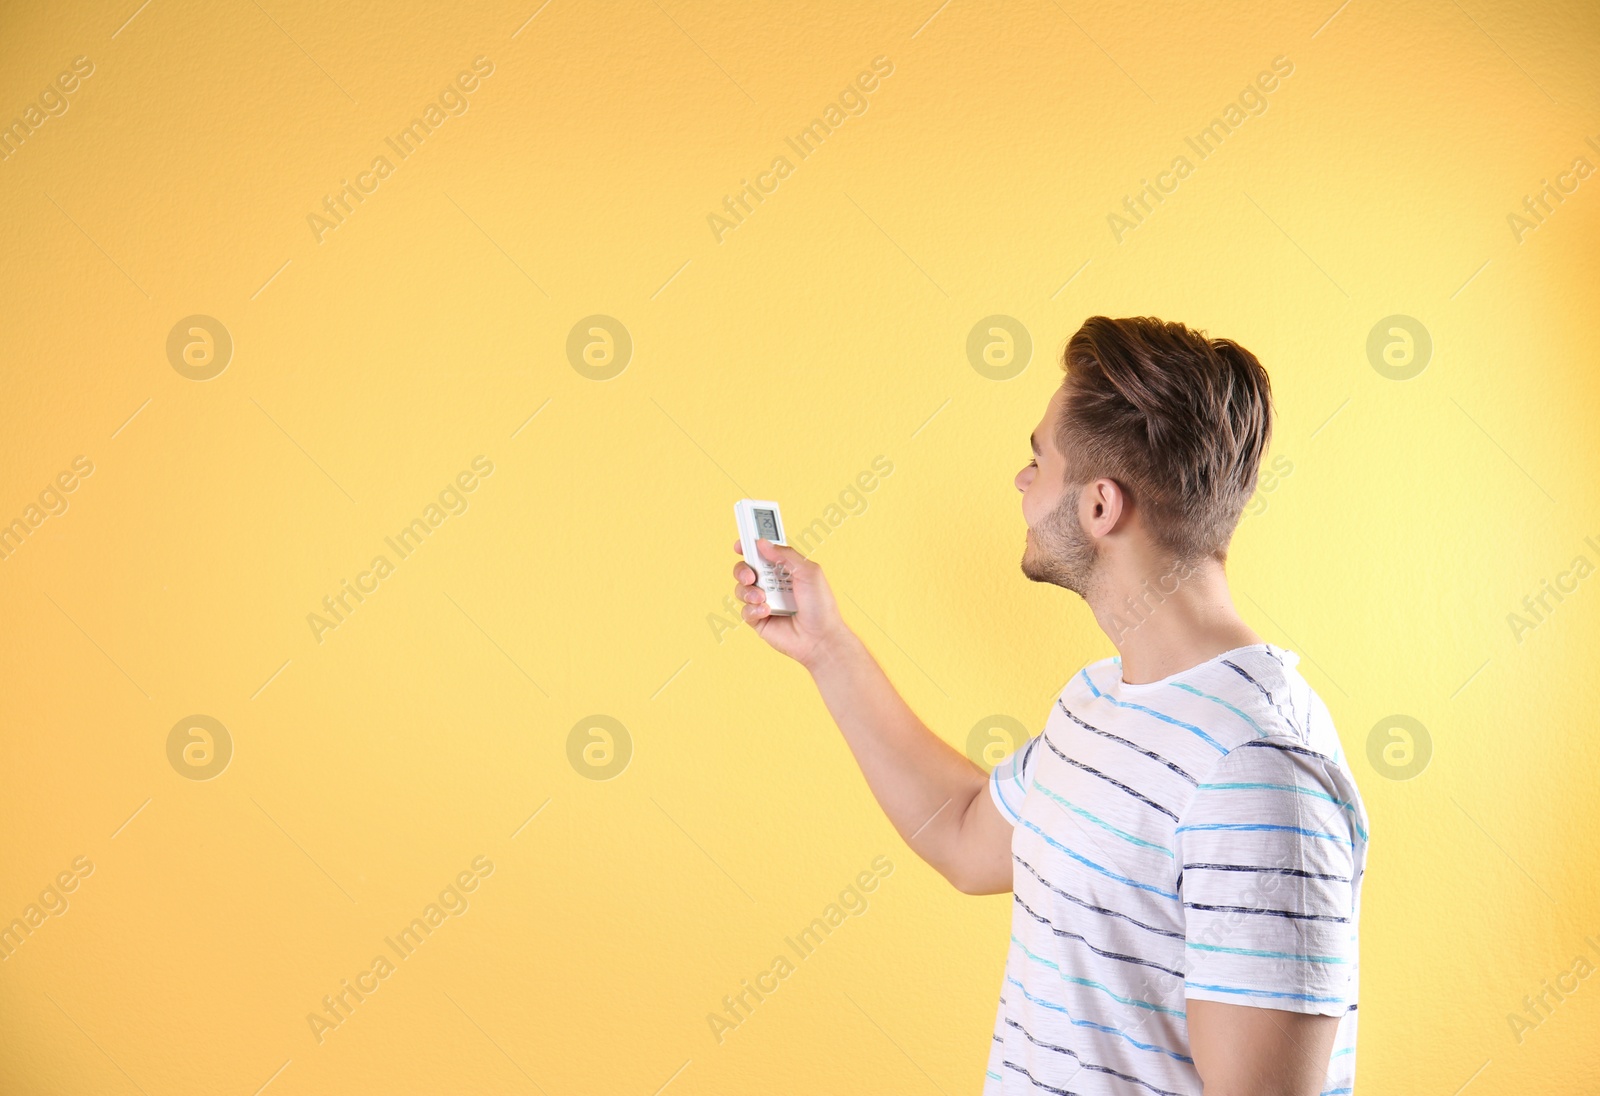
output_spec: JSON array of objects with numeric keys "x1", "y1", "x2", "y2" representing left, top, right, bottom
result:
[
  {"x1": 1003, "y1": 1018, "x2": 1189, "y2": 1096},
  {"x1": 1014, "y1": 854, "x2": 1186, "y2": 941},
  {"x1": 1058, "y1": 701, "x2": 1200, "y2": 785},
  {"x1": 1182, "y1": 900, "x2": 1350, "y2": 923},
  {"x1": 1043, "y1": 735, "x2": 1179, "y2": 821},
  {"x1": 1002, "y1": 1060, "x2": 1085, "y2": 1096},
  {"x1": 1014, "y1": 892, "x2": 1187, "y2": 979},
  {"x1": 1181, "y1": 861, "x2": 1354, "y2": 884},
  {"x1": 1221, "y1": 659, "x2": 1307, "y2": 739},
  {"x1": 1235, "y1": 738, "x2": 1337, "y2": 765}
]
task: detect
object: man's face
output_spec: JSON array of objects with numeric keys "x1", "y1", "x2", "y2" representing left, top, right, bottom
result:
[{"x1": 1015, "y1": 387, "x2": 1099, "y2": 596}]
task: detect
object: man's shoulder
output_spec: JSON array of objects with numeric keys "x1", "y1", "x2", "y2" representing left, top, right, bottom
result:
[
  {"x1": 1191, "y1": 652, "x2": 1369, "y2": 846},
  {"x1": 1186, "y1": 644, "x2": 1340, "y2": 748}
]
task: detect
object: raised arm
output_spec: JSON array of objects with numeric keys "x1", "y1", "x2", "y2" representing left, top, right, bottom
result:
[{"x1": 733, "y1": 537, "x2": 1014, "y2": 894}]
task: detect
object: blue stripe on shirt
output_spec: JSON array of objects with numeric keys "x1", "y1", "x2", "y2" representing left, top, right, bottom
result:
[
  {"x1": 1187, "y1": 940, "x2": 1349, "y2": 964},
  {"x1": 1033, "y1": 779, "x2": 1175, "y2": 858},
  {"x1": 1168, "y1": 681, "x2": 1268, "y2": 738},
  {"x1": 1196, "y1": 780, "x2": 1369, "y2": 841},
  {"x1": 1006, "y1": 976, "x2": 1195, "y2": 1064},
  {"x1": 1175, "y1": 821, "x2": 1353, "y2": 847},
  {"x1": 1186, "y1": 981, "x2": 1350, "y2": 1004},
  {"x1": 1021, "y1": 818, "x2": 1180, "y2": 900},
  {"x1": 992, "y1": 764, "x2": 1022, "y2": 822},
  {"x1": 1080, "y1": 668, "x2": 1227, "y2": 753},
  {"x1": 1011, "y1": 934, "x2": 1186, "y2": 1015}
]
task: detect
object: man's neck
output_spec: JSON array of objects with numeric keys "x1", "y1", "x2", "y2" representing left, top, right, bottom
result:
[{"x1": 1084, "y1": 548, "x2": 1263, "y2": 685}]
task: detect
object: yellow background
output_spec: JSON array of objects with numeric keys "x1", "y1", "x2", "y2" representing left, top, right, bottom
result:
[{"x1": 2, "y1": 0, "x2": 1598, "y2": 1093}]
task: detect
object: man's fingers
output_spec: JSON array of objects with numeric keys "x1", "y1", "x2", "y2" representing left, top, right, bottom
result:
[
  {"x1": 732, "y1": 559, "x2": 756, "y2": 584},
  {"x1": 733, "y1": 537, "x2": 744, "y2": 555}
]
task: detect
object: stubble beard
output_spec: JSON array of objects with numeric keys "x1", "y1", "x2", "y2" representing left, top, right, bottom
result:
[{"x1": 1021, "y1": 484, "x2": 1099, "y2": 598}]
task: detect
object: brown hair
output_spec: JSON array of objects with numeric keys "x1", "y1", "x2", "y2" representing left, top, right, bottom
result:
[{"x1": 1056, "y1": 315, "x2": 1273, "y2": 564}]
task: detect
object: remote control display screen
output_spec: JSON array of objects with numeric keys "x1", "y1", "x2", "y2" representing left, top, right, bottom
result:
[{"x1": 755, "y1": 508, "x2": 779, "y2": 541}]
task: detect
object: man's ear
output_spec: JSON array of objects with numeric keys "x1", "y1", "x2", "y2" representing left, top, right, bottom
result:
[{"x1": 1084, "y1": 477, "x2": 1125, "y2": 534}]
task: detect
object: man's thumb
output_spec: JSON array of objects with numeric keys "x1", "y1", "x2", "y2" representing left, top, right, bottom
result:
[{"x1": 756, "y1": 538, "x2": 807, "y2": 571}]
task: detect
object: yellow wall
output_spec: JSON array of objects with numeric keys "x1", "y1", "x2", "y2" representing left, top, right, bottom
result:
[{"x1": 2, "y1": 1, "x2": 1597, "y2": 1092}]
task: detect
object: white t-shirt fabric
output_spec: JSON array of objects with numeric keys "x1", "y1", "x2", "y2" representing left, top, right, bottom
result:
[{"x1": 984, "y1": 643, "x2": 1369, "y2": 1096}]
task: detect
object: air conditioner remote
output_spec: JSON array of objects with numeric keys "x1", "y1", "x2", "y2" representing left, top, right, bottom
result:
[{"x1": 734, "y1": 499, "x2": 798, "y2": 616}]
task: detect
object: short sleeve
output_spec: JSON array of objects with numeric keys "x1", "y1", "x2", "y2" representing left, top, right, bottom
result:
[
  {"x1": 987, "y1": 735, "x2": 1042, "y2": 826},
  {"x1": 1175, "y1": 736, "x2": 1368, "y2": 1015}
]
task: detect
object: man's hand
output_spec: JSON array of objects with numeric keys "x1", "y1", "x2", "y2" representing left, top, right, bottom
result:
[
  {"x1": 730, "y1": 535, "x2": 1013, "y2": 895},
  {"x1": 731, "y1": 537, "x2": 849, "y2": 670}
]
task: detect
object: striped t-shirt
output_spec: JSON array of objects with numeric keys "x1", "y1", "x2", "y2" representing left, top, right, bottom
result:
[{"x1": 984, "y1": 643, "x2": 1369, "y2": 1096}]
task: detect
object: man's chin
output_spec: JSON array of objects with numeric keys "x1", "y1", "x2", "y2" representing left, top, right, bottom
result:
[
  {"x1": 1019, "y1": 549, "x2": 1053, "y2": 586},
  {"x1": 1021, "y1": 548, "x2": 1091, "y2": 597}
]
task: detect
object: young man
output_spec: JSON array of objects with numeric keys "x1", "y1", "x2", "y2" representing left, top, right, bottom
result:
[{"x1": 730, "y1": 315, "x2": 1369, "y2": 1095}]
